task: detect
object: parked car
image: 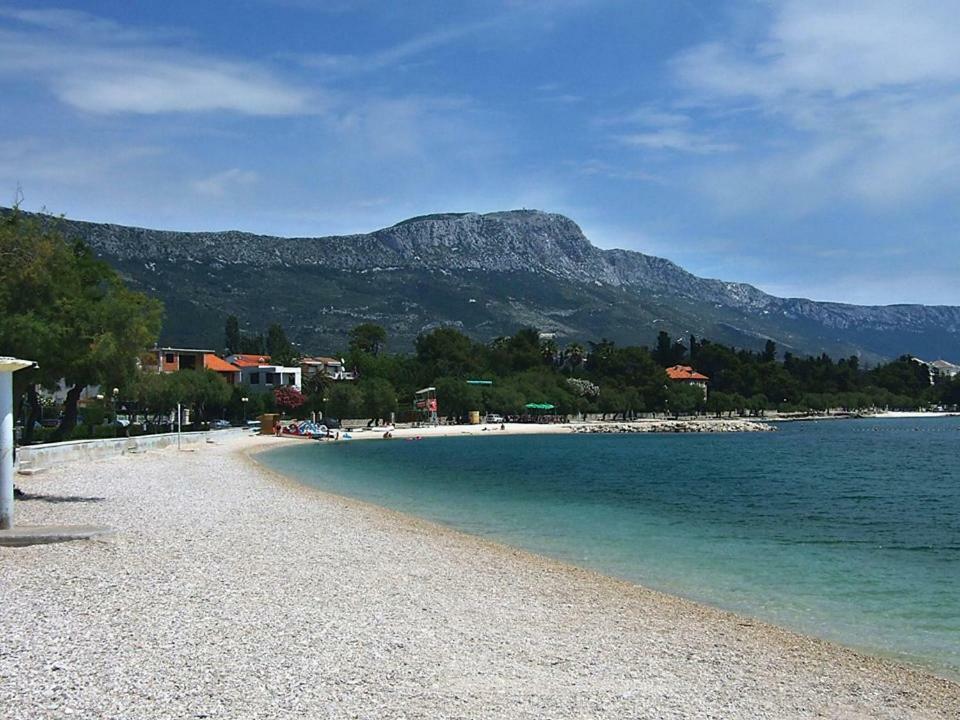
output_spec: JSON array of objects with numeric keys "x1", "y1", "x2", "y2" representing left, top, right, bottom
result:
[
  {"x1": 321, "y1": 417, "x2": 341, "y2": 429},
  {"x1": 484, "y1": 413, "x2": 505, "y2": 424},
  {"x1": 210, "y1": 419, "x2": 232, "y2": 430}
]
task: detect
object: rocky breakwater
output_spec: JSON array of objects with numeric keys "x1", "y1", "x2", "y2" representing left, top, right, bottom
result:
[{"x1": 572, "y1": 419, "x2": 774, "y2": 434}]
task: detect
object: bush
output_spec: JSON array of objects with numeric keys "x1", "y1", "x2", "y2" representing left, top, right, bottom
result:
[{"x1": 91, "y1": 425, "x2": 118, "y2": 439}]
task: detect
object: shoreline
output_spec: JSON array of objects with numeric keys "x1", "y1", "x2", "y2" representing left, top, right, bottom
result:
[
  {"x1": 2, "y1": 433, "x2": 957, "y2": 718},
  {"x1": 248, "y1": 439, "x2": 958, "y2": 682},
  {"x1": 289, "y1": 417, "x2": 773, "y2": 443}
]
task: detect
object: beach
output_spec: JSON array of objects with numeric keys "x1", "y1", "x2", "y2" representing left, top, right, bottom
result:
[
  {"x1": 2, "y1": 433, "x2": 958, "y2": 719},
  {"x1": 310, "y1": 417, "x2": 772, "y2": 441}
]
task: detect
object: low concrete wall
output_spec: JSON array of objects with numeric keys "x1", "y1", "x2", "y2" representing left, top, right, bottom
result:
[{"x1": 17, "y1": 428, "x2": 248, "y2": 467}]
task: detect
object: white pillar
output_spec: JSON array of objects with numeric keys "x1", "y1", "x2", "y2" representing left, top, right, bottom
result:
[
  {"x1": 0, "y1": 371, "x2": 13, "y2": 529},
  {"x1": 0, "y1": 358, "x2": 35, "y2": 530}
]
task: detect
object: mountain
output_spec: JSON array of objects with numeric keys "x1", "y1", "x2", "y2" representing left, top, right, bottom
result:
[{"x1": 23, "y1": 208, "x2": 960, "y2": 362}]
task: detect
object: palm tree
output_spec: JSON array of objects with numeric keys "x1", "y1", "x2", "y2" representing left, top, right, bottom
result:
[{"x1": 564, "y1": 342, "x2": 586, "y2": 370}]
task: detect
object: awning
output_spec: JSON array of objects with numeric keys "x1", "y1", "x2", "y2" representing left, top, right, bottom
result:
[{"x1": 524, "y1": 402, "x2": 555, "y2": 410}]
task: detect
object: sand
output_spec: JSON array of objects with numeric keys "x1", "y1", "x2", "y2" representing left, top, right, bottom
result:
[{"x1": 1, "y1": 433, "x2": 958, "y2": 719}]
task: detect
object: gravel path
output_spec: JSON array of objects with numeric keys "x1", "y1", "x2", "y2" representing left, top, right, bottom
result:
[{"x1": 2, "y1": 434, "x2": 958, "y2": 719}]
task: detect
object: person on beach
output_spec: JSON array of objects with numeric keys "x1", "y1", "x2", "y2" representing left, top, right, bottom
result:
[{"x1": 274, "y1": 420, "x2": 281, "y2": 437}]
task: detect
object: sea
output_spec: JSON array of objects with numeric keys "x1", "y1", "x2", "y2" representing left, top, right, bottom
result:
[{"x1": 258, "y1": 417, "x2": 960, "y2": 678}]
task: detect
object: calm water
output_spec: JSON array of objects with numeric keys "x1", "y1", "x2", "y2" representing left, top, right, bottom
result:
[{"x1": 259, "y1": 418, "x2": 960, "y2": 677}]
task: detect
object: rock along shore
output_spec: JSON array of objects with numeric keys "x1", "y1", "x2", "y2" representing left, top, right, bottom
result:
[{"x1": 571, "y1": 418, "x2": 774, "y2": 433}]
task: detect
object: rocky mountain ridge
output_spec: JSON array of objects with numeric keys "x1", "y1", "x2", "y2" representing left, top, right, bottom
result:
[{"x1": 16, "y1": 208, "x2": 960, "y2": 360}]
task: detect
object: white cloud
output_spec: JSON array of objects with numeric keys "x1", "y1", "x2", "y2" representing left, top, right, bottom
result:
[
  {"x1": 192, "y1": 169, "x2": 260, "y2": 198},
  {"x1": 601, "y1": 106, "x2": 735, "y2": 155},
  {"x1": 674, "y1": 1, "x2": 960, "y2": 100},
  {"x1": 669, "y1": 0, "x2": 960, "y2": 211},
  {"x1": 619, "y1": 128, "x2": 735, "y2": 154},
  {"x1": 0, "y1": 12, "x2": 314, "y2": 115}
]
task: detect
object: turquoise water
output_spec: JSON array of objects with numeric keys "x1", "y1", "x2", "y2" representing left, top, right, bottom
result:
[{"x1": 259, "y1": 418, "x2": 960, "y2": 678}]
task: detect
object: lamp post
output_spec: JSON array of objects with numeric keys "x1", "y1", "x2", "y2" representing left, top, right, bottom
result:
[
  {"x1": 1, "y1": 357, "x2": 37, "y2": 530},
  {"x1": 241, "y1": 396, "x2": 249, "y2": 423}
]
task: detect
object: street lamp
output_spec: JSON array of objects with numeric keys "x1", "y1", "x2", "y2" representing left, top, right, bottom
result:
[{"x1": 241, "y1": 396, "x2": 249, "y2": 423}]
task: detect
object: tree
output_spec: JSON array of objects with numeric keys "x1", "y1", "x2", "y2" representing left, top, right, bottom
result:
[
  {"x1": 416, "y1": 328, "x2": 482, "y2": 379},
  {"x1": 361, "y1": 377, "x2": 398, "y2": 422},
  {"x1": 0, "y1": 210, "x2": 163, "y2": 441},
  {"x1": 266, "y1": 323, "x2": 296, "y2": 366},
  {"x1": 133, "y1": 372, "x2": 178, "y2": 422},
  {"x1": 762, "y1": 339, "x2": 777, "y2": 363},
  {"x1": 302, "y1": 370, "x2": 332, "y2": 404},
  {"x1": 326, "y1": 383, "x2": 362, "y2": 420},
  {"x1": 349, "y1": 323, "x2": 387, "y2": 356},
  {"x1": 225, "y1": 315, "x2": 241, "y2": 355},
  {"x1": 563, "y1": 342, "x2": 586, "y2": 371},
  {"x1": 666, "y1": 383, "x2": 703, "y2": 417},
  {"x1": 435, "y1": 377, "x2": 480, "y2": 420},
  {"x1": 175, "y1": 370, "x2": 231, "y2": 422}
]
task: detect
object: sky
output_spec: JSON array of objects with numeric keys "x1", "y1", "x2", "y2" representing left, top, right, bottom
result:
[{"x1": 2, "y1": 0, "x2": 959, "y2": 306}]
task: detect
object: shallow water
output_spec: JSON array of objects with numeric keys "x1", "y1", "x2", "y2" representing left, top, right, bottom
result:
[{"x1": 259, "y1": 418, "x2": 960, "y2": 677}]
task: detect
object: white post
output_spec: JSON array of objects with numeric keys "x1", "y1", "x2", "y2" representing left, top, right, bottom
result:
[
  {"x1": 0, "y1": 358, "x2": 36, "y2": 530},
  {"x1": 0, "y1": 372, "x2": 14, "y2": 530},
  {"x1": 177, "y1": 402, "x2": 182, "y2": 451}
]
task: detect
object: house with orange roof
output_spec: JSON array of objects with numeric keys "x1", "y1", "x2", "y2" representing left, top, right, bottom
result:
[
  {"x1": 145, "y1": 346, "x2": 215, "y2": 373},
  {"x1": 142, "y1": 346, "x2": 242, "y2": 384},
  {"x1": 665, "y1": 364, "x2": 709, "y2": 399},
  {"x1": 203, "y1": 354, "x2": 241, "y2": 384},
  {"x1": 225, "y1": 353, "x2": 272, "y2": 368}
]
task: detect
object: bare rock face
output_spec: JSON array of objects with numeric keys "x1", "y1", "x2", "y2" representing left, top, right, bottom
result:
[{"x1": 15, "y1": 207, "x2": 960, "y2": 360}]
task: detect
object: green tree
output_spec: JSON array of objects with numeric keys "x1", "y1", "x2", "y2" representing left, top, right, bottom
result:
[
  {"x1": 302, "y1": 370, "x2": 332, "y2": 405},
  {"x1": 435, "y1": 377, "x2": 480, "y2": 419},
  {"x1": 361, "y1": 377, "x2": 398, "y2": 422},
  {"x1": 171, "y1": 370, "x2": 231, "y2": 422},
  {"x1": 349, "y1": 323, "x2": 387, "y2": 356},
  {"x1": 666, "y1": 383, "x2": 703, "y2": 417},
  {"x1": 266, "y1": 323, "x2": 296, "y2": 366},
  {"x1": 0, "y1": 210, "x2": 164, "y2": 441},
  {"x1": 326, "y1": 383, "x2": 362, "y2": 420},
  {"x1": 416, "y1": 328, "x2": 482, "y2": 379},
  {"x1": 225, "y1": 315, "x2": 241, "y2": 354}
]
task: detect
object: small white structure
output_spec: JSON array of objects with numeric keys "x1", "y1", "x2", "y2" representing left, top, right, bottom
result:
[
  {"x1": 1, "y1": 357, "x2": 36, "y2": 529},
  {"x1": 300, "y1": 356, "x2": 355, "y2": 382}
]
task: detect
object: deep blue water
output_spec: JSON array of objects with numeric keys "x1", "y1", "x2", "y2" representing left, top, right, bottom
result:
[{"x1": 259, "y1": 418, "x2": 960, "y2": 677}]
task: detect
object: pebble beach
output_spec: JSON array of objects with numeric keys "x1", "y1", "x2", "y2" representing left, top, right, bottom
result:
[{"x1": 2, "y1": 432, "x2": 958, "y2": 719}]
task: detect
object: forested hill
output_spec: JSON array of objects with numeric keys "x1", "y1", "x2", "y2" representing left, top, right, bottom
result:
[{"x1": 16, "y1": 208, "x2": 960, "y2": 362}]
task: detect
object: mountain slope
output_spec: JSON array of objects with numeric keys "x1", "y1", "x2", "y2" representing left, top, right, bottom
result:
[{"x1": 22, "y1": 209, "x2": 960, "y2": 362}]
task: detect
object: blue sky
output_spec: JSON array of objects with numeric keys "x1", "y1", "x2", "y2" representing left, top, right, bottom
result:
[{"x1": 2, "y1": 1, "x2": 959, "y2": 306}]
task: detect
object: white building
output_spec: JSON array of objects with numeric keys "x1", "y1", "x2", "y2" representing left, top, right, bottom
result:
[
  {"x1": 225, "y1": 354, "x2": 301, "y2": 392},
  {"x1": 300, "y1": 356, "x2": 355, "y2": 382}
]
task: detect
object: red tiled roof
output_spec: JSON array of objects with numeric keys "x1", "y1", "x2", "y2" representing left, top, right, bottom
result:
[
  {"x1": 230, "y1": 354, "x2": 271, "y2": 367},
  {"x1": 665, "y1": 365, "x2": 709, "y2": 381},
  {"x1": 204, "y1": 354, "x2": 239, "y2": 373}
]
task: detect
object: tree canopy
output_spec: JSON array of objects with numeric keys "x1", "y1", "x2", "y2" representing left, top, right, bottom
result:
[{"x1": 0, "y1": 209, "x2": 163, "y2": 439}]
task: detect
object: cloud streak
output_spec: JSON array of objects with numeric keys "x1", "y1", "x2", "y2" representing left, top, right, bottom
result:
[{"x1": 0, "y1": 10, "x2": 315, "y2": 115}]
